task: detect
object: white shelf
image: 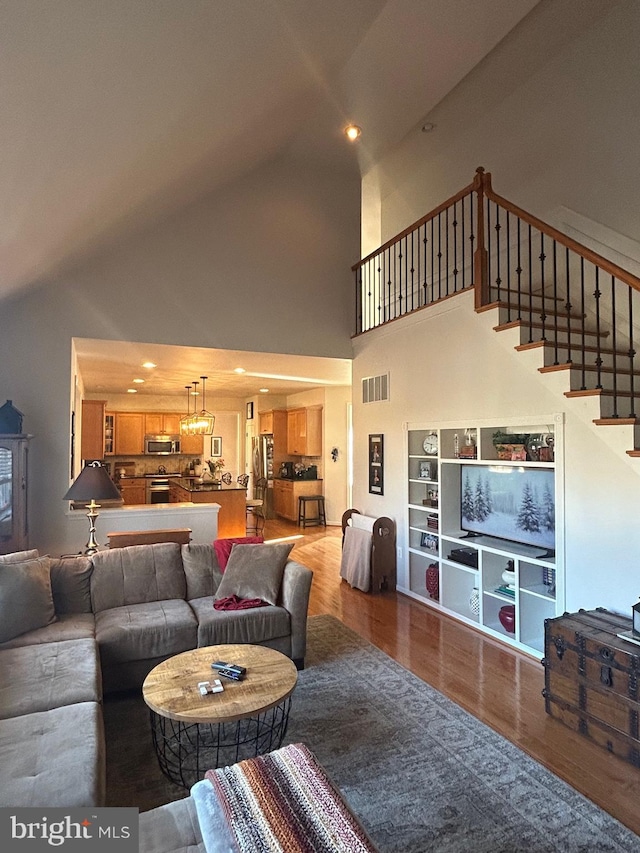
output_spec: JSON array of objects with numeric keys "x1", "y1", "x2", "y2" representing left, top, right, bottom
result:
[{"x1": 405, "y1": 417, "x2": 565, "y2": 659}]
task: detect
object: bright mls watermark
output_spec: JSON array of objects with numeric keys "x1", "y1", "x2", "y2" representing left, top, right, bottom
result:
[{"x1": 1, "y1": 808, "x2": 138, "y2": 851}]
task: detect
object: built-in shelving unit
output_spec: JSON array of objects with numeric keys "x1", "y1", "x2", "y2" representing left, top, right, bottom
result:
[{"x1": 403, "y1": 415, "x2": 564, "y2": 657}]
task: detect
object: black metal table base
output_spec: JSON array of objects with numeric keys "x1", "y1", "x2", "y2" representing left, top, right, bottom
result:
[{"x1": 150, "y1": 697, "x2": 292, "y2": 789}]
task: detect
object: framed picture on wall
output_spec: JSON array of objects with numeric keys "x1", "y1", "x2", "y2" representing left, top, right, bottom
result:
[
  {"x1": 368, "y1": 434, "x2": 384, "y2": 495},
  {"x1": 246, "y1": 402, "x2": 254, "y2": 420},
  {"x1": 210, "y1": 436, "x2": 222, "y2": 457}
]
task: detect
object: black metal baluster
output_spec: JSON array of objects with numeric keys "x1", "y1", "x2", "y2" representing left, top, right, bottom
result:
[
  {"x1": 505, "y1": 211, "x2": 511, "y2": 321},
  {"x1": 437, "y1": 212, "x2": 442, "y2": 299},
  {"x1": 539, "y1": 232, "x2": 547, "y2": 341},
  {"x1": 487, "y1": 200, "x2": 492, "y2": 304},
  {"x1": 356, "y1": 267, "x2": 362, "y2": 334},
  {"x1": 469, "y1": 191, "x2": 475, "y2": 288},
  {"x1": 628, "y1": 286, "x2": 636, "y2": 417},
  {"x1": 565, "y1": 248, "x2": 572, "y2": 364},
  {"x1": 377, "y1": 255, "x2": 383, "y2": 328},
  {"x1": 423, "y1": 223, "x2": 428, "y2": 305},
  {"x1": 431, "y1": 217, "x2": 435, "y2": 303},
  {"x1": 494, "y1": 202, "x2": 502, "y2": 311},
  {"x1": 552, "y1": 240, "x2": 559, "y2": 365},
  {"x1": 462, "y1": 196, "x2": 466, "y2": 289},
  {"x1": 445, "y1": 206, "x2": 450, "y2": 296},
  {"x1": 579, "y1": 257, "x2": 586, "y2": 389},
  {"x1": 610, "y1": 274, "x2": 618, "y2": 417},
  {"x1": 516, "y1": 217, "x2": 522, "y2": 321},
  {"x1": 411, "y1": 229, "x2": 416, "y2": 311},
  {"x1": 527, "y1": 224, "x2": 533, "y2": 343},
  {"x1": 594, "y1": 266, "x2": 603, "y2": 392}
]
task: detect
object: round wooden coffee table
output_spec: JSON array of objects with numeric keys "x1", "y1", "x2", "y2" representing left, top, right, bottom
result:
[{"x1": 142, "y1": 644, "x2": 298, "y2": 788}]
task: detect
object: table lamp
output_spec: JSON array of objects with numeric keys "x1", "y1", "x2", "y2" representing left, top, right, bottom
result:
[{"x1": 63, "y1": 461, "x2": 122, "y2": 555}]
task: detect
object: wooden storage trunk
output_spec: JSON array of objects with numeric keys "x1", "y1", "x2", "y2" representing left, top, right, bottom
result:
[{"x1": 543, "y1": 608, "x2": 640, "y2": 767}]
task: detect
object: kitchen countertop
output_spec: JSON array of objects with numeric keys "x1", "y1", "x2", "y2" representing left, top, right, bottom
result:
[{"x1": 170, "y1": 477, "x2": 246, "y2": 492}]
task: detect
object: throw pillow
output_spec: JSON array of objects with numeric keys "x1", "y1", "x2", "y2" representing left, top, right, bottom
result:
[
  {"x1": 214, "y1": 542, "x2": 293, "y2": 607},
  {"x1": 213, "y1": 536, "x2": 264, "y2": 571},
  {"x1": 0, "y1": 555, "x2": 57, "y2": 643},
  {"x1": 0, "y1": 549, "x2": 39, "y2": 564}
]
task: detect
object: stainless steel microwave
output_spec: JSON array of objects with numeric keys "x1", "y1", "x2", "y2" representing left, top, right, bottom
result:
[{"x1": 144, "y1": 435, "x2": 181, "y2": 455}]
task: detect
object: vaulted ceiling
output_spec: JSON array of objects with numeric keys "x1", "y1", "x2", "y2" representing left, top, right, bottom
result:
[{"x1": 1, "y1": 0, "x2": 540, "y2": 304}]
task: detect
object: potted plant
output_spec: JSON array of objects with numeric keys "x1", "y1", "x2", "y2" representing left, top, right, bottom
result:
[{"x1": 492, "y1": 430, "x2": 530, "y2": 460}]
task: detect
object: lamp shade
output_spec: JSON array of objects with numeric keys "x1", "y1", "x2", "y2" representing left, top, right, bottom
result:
[{"x1": 63, "y1": 461, "x2": 121, "y2": 502}]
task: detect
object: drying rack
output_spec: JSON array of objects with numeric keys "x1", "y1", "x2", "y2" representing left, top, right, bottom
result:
[{"x1": 340, "y1": 508, "x2": 396, "y2": 594}]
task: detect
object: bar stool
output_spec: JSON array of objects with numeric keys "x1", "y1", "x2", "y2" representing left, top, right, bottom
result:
[{"x1": 297, "y1": 495, "x2": 326, "y2": 528}]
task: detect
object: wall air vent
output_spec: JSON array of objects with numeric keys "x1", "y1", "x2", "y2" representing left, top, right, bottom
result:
[{"x1": 362, "y1": 373, "x2": 390, "y2": 404}]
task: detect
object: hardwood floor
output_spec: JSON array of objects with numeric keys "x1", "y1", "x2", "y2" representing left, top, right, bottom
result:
[{"x1": 264, "y1": 517, "x2": 640, "y2": 837}]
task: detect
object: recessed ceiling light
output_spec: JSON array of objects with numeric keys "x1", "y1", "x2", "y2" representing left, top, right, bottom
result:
[
  {"x1": 259, "y1": 388, "x2": 269, "y2": 393},
  {"x1": 421, "y1": 122, "x2": 436, "y2": 133},
  {"x1": 132, "y1": 378, "x2": 144, "y2": 384},
  {"x1": 234, "y1": 367, "x2": 246, "y2": 374},
  {"x1": 127, "y1": 388, "x2": 137, "y2": 394},
  {"x1": 344, "y1": 124, "x2": 362, "y2": 142},
  {"x1": 142, "y1": 361, "x2": 156, "y2": 369}
]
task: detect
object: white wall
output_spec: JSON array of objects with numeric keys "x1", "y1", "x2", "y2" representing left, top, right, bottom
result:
[
  {"x1": 0, "y1": 150, "x2": 359, "y2": 556},
  {"x1": 352, "y1": 292, "x2": 640, "y2": 615}
]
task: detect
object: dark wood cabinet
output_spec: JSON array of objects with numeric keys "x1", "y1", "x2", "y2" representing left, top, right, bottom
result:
[
  {"x1": 81, "y1": 400, "x2": 106, "y2": 461},
  {"x1": 543, "y1": 608, "x2": 640, "y2": 767},
  {"x1": 0, "y1": 435, "x2": 30, "y2": 554}
]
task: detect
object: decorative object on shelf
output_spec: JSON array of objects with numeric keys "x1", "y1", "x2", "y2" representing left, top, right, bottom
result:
[
  {"x1": 459, "y1": 428, "x2": 477, "y2": 458},
  {"x1": 425, "y1": 563, "x2": 439, "y2": 601},
  {"x1": 539, "y1": 431, "x2": 555, "y2": 462},
  {"x1": 426, "y1": 514, "x2": 438, "y2": 531},
  {"x1": 420, "y1": 532, "x2": 438, "y2": 551},
  {"x1": 542, "y1": 566, "x2": 556, "y2": 594},
  {"x1": 210, "y1": 436, "x2": 222, "y2": 457},
  {"x1": 454, "y1": 433, "x2": 460, "y2": 458},
  {"x1": 492, "y1": 430, "x2": 529, "y2": 460},
  {"x1": 498, "y1": 604, "x2": 516, "y2": 633},
  {"x1": 422, "y1": 432, "x2": 438, "y2": 456},
  {"x1": 502, "y1": 560, "x2": 516, "y2": 589},
  {"x1": 205, "y1": 457, "x2": 225, "y2": 483},
  {"x1": 368, "y1": 434, "x2": 384, "y2": 495},
  {"x1": 62, "y1": 461, "x2": 122, "y2": 555},
  {"x1": 525, "y1": 433, "x2": 545, "y2": 462},
  {"x1": 469, "y1": 587, "x2": 480, "y2": 616},
  {"x1": 0, "y1": 399, "x2": 23, "y2": 434},
  {"x1": 419, "y1": 460, "x2": 433, "y2": 479},
  {"x1": 422, "y1": 489, "x2": 438, "y2": 508}
]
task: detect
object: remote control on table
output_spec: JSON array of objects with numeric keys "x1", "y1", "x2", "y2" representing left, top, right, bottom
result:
[
  {"x1": 211, "y1": 661, "x2": 246, "y2": 677},
  {"x1": 198, "y1": 679, "x2": 224, "y2": 695},
  {"x1": 215, "y1": 667, "x2": 245, "y2": 681}
]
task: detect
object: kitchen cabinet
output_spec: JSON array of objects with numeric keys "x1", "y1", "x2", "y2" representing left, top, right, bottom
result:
[
  {"x1": 81, "y1": 400, "x2": 106, "y2": 461},
  {"x1": 180, "y1": 433, "x2": 204, "y2": 456},
  {"x1": 118, "y1": 477, "x2": 146, "y2": 506},
  {"x1": 0, "y1": 435, "x2": 30, "y2": 555},
  {"x1": 273, "y1": 478, "x2": 323, "y2": 522},
  {"x1": 169, "y1": 479, "x2": 247, "y2": 537},
  {"x1": 287, "y1": 406, "x2": 322, "y2": 456},
  {"x1": 144, "y1": 412, "x2": 181, "y2": 435},
  {"x1": 259, "y1": 411, "x2": 275, "y2": 434},
  {"x1": 114, "y1": 413, "x2": 145, "y2": 455},
  {"x1": 104, "y1": 412, "x2": 114, "y2": 455}
]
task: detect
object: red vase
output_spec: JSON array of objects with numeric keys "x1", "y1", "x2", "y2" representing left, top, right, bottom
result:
[
  {"x1": 498, "y1": 604, "x2": 516, "y2": 633},
  {"x1": 425, "y1": 563, "x2": 439, "y2": 601}
]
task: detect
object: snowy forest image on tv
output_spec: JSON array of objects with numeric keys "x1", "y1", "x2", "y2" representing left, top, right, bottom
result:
[{"x1": 460, "y1": 465, "x2": 555, "y2": 551}]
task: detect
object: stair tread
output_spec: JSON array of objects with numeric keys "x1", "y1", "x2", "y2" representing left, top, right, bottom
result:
[
  {"x1": 565, "y1": 388, "x2": 639, "y2": 399},
  {"x1": 516, "y1": 340, "x2": 629, "y2": 357},
  {"x1": 539, "y1": 363, "x2": 637, "y2": 377},
  {"x1": 494, "y1": 319, "x2": 609, "y2": 337},
  {"x1": 493, "y1": 300, "x2": 585, "y2": 320}
]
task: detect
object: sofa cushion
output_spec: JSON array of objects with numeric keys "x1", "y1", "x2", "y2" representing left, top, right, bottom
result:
[
  {"x1": 0, "y1": 613, "x2": 96, "y2": 649},
  {"x1": 0, "y1": 638, "x2": 101, "y2": 719},
  {"x1": 189, "y1": 597, "x2": 290, "y2": 648},
  {"x1": 213, "y1": 536, "x2": 264, "y2": 571},
  {"x1": 0, "y1": 555, "x2": 57, "y2": 643},
  {"x1": 91, "y1": 543, "x2": 186, "y2": 612},
  {"x1": 181, "y1": 544, "x2": 223, "y2": 600},
  {"x1": 0, "y1": 702, "x2": 105, "y2": 807},
  {"x1": 214, "y1": 543, "x2": 293, "y2": 607},
  {"x1": 139, "y1": 797, "x2": 205, "y2": 853},
  {"x1": 95, "y1": 599, "x2": 198, "y2": 666},
  {"x1": 0, "y1": 549, "x2": 39, "y2": 563},
  {"x1": 50, "y1": 555, "x2": 93, "y2": 614}
]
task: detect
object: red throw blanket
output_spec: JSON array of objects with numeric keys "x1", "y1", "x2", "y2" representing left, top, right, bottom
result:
[{"x1": 213, "y1": 594, "x2": 269, "y2": 610}]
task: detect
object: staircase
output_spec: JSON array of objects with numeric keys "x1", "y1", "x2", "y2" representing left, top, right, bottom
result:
[{"x1": 353, "y1": 168, "x2": 640, "y2": 456}]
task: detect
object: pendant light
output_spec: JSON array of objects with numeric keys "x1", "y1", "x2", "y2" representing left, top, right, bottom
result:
[
  {"x1": 180, "y1": 385, "x2": 192, "y2": 435},
  {"x1": 192, "y1": 375, "x2": 215, "y2": 434}
]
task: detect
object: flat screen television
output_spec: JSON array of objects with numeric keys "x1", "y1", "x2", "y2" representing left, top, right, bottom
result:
[{"x1": 460, "y1": 464, "x2": 555, "y2": 554}]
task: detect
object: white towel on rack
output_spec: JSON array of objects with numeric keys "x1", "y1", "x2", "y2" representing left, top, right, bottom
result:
[{"x1": 340, "y1": 525, "x2": 372, "y2": 592}]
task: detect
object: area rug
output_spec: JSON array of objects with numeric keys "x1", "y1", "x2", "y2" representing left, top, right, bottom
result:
[{"x1": 104, "y1": 615, "x2": 640, "y2": 852}]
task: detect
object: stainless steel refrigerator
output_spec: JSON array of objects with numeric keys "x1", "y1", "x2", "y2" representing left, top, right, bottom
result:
[{"x1": 251, "y1": 434, "x2": 275, "y2": 518}]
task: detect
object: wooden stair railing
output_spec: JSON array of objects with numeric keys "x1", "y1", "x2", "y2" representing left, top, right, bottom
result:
[{"x1": 354, "y1": 168, "x2": 640, "y2": 450}]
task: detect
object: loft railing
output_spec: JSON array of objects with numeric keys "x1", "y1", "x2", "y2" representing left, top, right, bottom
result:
[{"x1": 353, "y1": 167, "x2": 640, "y2": 420}]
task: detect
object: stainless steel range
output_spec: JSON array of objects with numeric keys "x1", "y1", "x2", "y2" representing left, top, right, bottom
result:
[{"x1": 145, "y1": 472, "x2": 181, "y2": 504}]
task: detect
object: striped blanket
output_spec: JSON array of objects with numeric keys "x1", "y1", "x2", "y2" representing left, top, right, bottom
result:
[{"x1": 192, "y1": 743, "x2": 378, "y2": 853}]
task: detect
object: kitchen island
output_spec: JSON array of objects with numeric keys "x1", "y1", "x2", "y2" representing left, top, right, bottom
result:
[{"x1": 169, "y1": 479, "x2": 247, "y2": 538}]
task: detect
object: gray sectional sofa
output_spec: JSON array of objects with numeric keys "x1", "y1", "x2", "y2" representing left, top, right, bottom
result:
[{"x1": 0, "y1": 541, "x2": 313, "y2": 809}]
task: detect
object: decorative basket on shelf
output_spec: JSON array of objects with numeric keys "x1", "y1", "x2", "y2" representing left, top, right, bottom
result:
[{"x1": 425, "y1": 563, "x2": 439, "y2": 601}]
